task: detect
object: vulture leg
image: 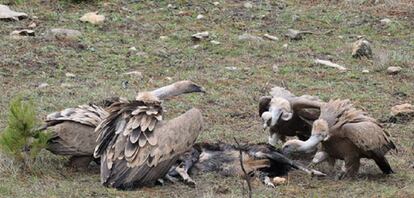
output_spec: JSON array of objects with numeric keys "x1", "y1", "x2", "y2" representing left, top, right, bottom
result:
[
  {"x1": 373, "y1": 156, "x2": 394, "y2": 174},
  {"x1": 340, "y1": 157, "x2": 360, "y2": 179},
  {"x1": 68, "y1": 156, "x2": 93, "y2": 170},
  {"x1": 268, "y1": 133, "x2": 279, "y2": 146},
  {"x1": 310, "y1": 151, "x2": 329, "y2": 166},
  {"x1": 165, "y1": 174, "x2": 179, "y2": 183}
]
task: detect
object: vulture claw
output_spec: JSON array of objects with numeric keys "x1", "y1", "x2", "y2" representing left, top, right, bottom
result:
[{"x1": 263, "y1": 176, "x2": 276, "y2": 188}]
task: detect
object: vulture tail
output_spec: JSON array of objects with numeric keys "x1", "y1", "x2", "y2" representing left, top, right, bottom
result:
[{"x1": 373, "y1": 156, "x2": 394, "y2": 174}]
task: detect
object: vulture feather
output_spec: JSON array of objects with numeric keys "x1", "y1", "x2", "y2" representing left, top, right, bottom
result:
[
  {"x1": 94, "y1": 81, "x2": 205, "y2": 189},
  {"x1": 42, "y1": 97, "x2": 121, "y2": 168}
]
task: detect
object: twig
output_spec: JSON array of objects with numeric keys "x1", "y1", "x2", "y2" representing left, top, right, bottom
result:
[
  {"x1": 314, "y1": 59, "x2": 347, "y2": 71},
  {"x1": 233, "y1": 138, "x2": 252, "y2": 198}
]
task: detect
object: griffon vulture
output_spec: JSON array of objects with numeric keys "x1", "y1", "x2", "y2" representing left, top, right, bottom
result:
[
  {"x1": 93, "y1": 80, "x2": 205, "y2": 189},
  {"x1": 167, "y1": 142, "x2": 326, "y2": 187},
  {"x1": 282, "y1": 99, "x2": 396, "y2": 178},
  {"x1": 259, "y1": 86, "x2": 322, "y2": 146},
  {"x1": 42, "y1": 97, "x2": 121, "y2": 168}
]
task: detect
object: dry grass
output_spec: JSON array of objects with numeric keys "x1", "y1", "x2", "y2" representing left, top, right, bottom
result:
[{"x1": 0, "y1": 0, "x2": 413, "y2": 197}]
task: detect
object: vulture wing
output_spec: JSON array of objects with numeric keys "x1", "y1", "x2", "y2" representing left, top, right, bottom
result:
[
  {"x1": 334, "y1": 109, "x2": 396, "y2": 155},
  {"x1": 46, "y1": 104, "x2": 108, "y2": 127},
  {"x1": 94, "y1": 99, "x2": 203, "y2": 189},
  {"x1": 292, "y1": 95, "x2": 322, "y2": 123}
]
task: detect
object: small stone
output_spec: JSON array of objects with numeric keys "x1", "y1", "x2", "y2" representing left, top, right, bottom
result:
[
  {"x1": 291, "y1": 14, "x2": 300, "y2": 22},
  {"x1": 338, "y1": 35, "x2": 344, "y2": 39},
  {"x1": 28, "y1": 22, "x2": 36, "y2": 28},
  {"x1": 272, "y1": 177, "x2": 286, "y2": 185},
  {"x1": 380, "y1": 18, "x2": 392, "y2": 26},
  {"x1": 243, "y1": 2, "x2": 253, "y2": 8},
  {"x1": 79, "y1": 12, "x2": 105, "y2": 24},
  {"x1": 210, "y1": 40, "x2": 220, "y2": 45},
  {"x1": 272, "y1": 64, "x2": 279, "y2": 73},
  {"x1": 45, "y1": 28, "x2": 81, "y2": 40},
  {"x1": 167, "y1": 4, "x2": 176, "y2": 9},
  {"x1": 362, "y1": 69, "x2": 369, "y2": 73},
  {"x1": 61, "y1": 83, "x2": 75, "y2": 88},
  {"x1": 225, "y1": 66, "x2": 238, "y2": 71},
  {"x1": 10, "y1": 29, "x2": 34, "y2": 36},
  {"x1": 387, "y1": 66, "x2": 402, "y2": 74},
  {"x1": 0, "y1": 4, "x2": 28, "y2": 21},
  {"x1": 123, "y1": 70, "x2": 143, "y2": 78},
  {"x1": 196, "y1": 14, "x2": 204, "y2": 20},
  {"x1": 285, "y1": 29, "x2": 311, "y2": 40},
  {"x1": 213, "y1": 2, "x2": 219, "y2": 6},
  {"x1": 65, "y1": 72, "x2": 76, "y2": 78},
  {"x1": 238, "y1": 33, "x2": 263, "y2": 41},
  {"x1": 191, "y1": 31, "x2": 209, "y2": 40},
  {"x1": 283, "y1": 43, "x2": 288, "y2": 48},
  {"x1": 37, "y1": 83, "x2": 49, "y2": 89},
  {"x1": 165, "y1": 77, "x2": 173, "y2": 81},
  {"x1": 159, "y1": 36, "x2": 169, "y2": 40},
  {"x1": 263, "y1": 33, "x2": 279, "y2": 41},
  {"x1": 135, "y1": 51, "x2": 148, "y2": 57},
  {"x1": 129, "y1": 46, "x2": 137, "y2": 51},
  {"x1": 391, "y1": 103, "x2": 414, "y2": 116},
  {"x1": 192, "y1": 44, "x2": 200, "y2": 49},
  {"x1": 352, "y1": 39, "x2": 372, "y2": 59}
]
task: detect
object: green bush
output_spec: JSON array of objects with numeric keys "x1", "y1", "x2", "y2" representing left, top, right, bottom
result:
[{"x1": 0, "y1": 96, "x2": 50, "y2": 171}]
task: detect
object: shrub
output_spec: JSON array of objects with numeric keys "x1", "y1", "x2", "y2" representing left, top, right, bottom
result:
[{"x1": 0, "y1": 96, "x2": 50, "y2": 172}]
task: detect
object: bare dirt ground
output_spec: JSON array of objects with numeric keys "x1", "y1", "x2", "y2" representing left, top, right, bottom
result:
[{"x1": 0, "y1": 0, "x2": 413, "y2": 197}]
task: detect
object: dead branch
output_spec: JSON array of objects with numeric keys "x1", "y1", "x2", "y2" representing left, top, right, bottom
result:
[{"x1": 233, "y1": 138, "x2": 252, "y2": 198}]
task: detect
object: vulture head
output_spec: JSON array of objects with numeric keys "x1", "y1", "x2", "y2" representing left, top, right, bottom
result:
[
  {"x1": 151, "y1": 80, "x2": 205, "y2": 100},
  {"x1": 261, "y1": 97, "x2": 294, "y2": 130},
  {"x1": 282, "y1": 118, "x2": 332, "y2": 156}
]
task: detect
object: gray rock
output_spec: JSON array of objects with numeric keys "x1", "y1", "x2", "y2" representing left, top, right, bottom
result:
[
  {"x1": 0, "y1": 4, "x2": 28, "y2": 21},
  {"x1": 10, "y1": 29, "x2": 34, "y2": 36},
  {"x1": 192, "y1": 31, "x2": 209, "y2": 40},
  {"x1": 380, "y1": 18, "x2": 392, "y2": 26},
  {"x1": 238, "y1": 33, "x2": 263, "y2": 41},
  {"x1": 352, "y1": 39, "x2": 372, "y2": 59},
  {"x1": 386, "y1": 66, "x2": 402, "y2": 74},
  {"x1": 285, "y1": 29, "x2": 312, "y2": 40},
  {"x1": 45, "y1": 28, "x2": 82, "y2": 40},
  {"x1": 244, "y1": 2, "x2": 253, "y2": 8},
  {"x1": 37, "y1": 83, "x2": 49, "y2": 89}
]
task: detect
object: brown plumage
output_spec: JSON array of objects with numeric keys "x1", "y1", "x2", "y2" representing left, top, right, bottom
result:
[
  {"x1": 259, "y1": 86, "x2": 322, "y2": 145},
  {"x1": 283, "y1": 99, "x2": 396, "y2": 178},
  {"x1": 44, "y1": 98, "x2": 120, "y2": 168},
  {"x1": 43, "y1": 80, "x2": 205, "y2": 170},
  {"x1": 93, "y1": 81, "x2": 205, "y2": 189},
  {"x1": 94, "y1": 94, "x2": 203, "y2": 189}
]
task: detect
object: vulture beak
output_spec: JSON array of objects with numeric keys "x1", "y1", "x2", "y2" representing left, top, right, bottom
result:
[
  {"x1": 270, "y1": 108, "x2": 283, "y2": 126},
  {"x1": 192, "y1": 84, "x2": 206, "y2": 93}
]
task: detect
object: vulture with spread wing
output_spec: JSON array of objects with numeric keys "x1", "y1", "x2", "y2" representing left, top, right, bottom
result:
[
  {"x1": 259, "y1": 86, "x2": 322, "y2": 146},
  {"x1": 93, "y1": 81, "x2": 205, "y2": 189},
  {"x1": 167, "y1": 142, "x2": 326, "y2": 187},
  {"x1": 42, "y1": 97, "x2": 120, "y2": 168},
  {"x1": 282, "y1": 99, "x2": 396, "y2": 178}
]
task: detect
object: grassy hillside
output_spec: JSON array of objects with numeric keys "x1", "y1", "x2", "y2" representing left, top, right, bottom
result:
[{"x1": 0, "y1": 0, "x2": 413, "y2": 197}]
